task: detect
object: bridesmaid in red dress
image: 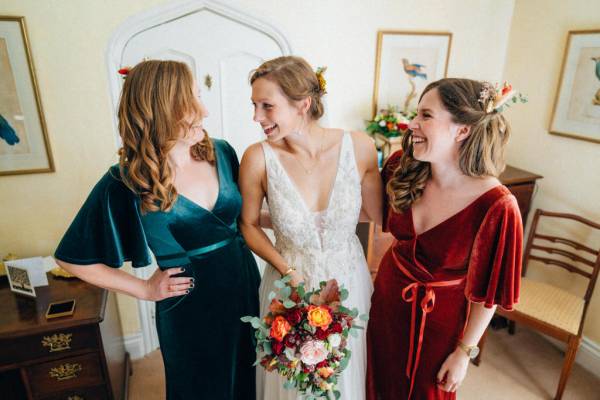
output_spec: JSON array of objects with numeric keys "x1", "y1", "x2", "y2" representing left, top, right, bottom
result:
[{"x1": 367, "y1": 78, "x2": 523, "y2": 399}]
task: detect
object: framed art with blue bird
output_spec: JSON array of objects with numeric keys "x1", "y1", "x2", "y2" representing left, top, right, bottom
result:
[
  {"x1": 550, "y1": 29, "x2": 600, "y2": 144},
  {"x1": 0, "y1": 16, "x2": 54, "y2": 175},
  {"x1": 371, "y1": 31, "x2": 452, "y2": 118}
]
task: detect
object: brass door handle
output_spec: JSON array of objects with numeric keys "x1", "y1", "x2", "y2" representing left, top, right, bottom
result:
[
  {"x1": 204, "y1": 74, "x2": 212, "y2": 90},
  {"x1": 42, "y1": 333, "x2": 72, "y2": 352},
  {"x1": 49, "y1": 362, "x2": 82, "y2": 381}
]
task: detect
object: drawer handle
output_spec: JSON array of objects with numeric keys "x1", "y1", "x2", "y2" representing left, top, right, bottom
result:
[
  {"x1": 42, "y1": 333, "x2": 73, "y2": 352},
  {"x1": 68, "y1": 396, "x2": 84, "y2": 400},
  {"x1": 49, "y1": 362, "x2": 82, "y2": 381}
]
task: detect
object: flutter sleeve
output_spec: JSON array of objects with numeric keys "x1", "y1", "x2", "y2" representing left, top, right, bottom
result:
[
  {"x1": 465, "y1": 194, "x2": 523, "y2": 310},
  {"x1": 54, "y1": 167, "x2": 153, "y2": 268},
  {"x1": 381, "y1": 150, "x2": 403, "y2": 232}
]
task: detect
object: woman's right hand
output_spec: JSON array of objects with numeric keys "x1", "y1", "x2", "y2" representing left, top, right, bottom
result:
[
  {"x1": 143, "y1": 267, "x2": 194, "y2": 301},
  {"x1": 287, "y1": 270, "x2": 304, "y2": 287}
]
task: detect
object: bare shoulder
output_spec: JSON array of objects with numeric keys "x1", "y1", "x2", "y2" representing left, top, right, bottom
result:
[
  {"x1": 349, "y1": 130, "x2": 377, "y2": 163},
  {"x1": 240, "y1": 142, "x2": 266, "y2": 175}
]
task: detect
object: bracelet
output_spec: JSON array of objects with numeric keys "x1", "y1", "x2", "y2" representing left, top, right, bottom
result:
[{"x1": 282, "y1": 266, "x2": 295, "y2": 276}]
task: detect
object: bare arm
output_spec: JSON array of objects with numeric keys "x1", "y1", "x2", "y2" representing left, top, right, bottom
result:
[
  {"x1": 352, "y1": 131, "x2": 383, "y2": 225},
  {"x1": 239, "y1": 143, "x2": 302, "y2": 285},
  {"x1": 437, "y1": 302, "x2": 496, "y2": 392},
  {"x1": 56, "y1": 260, "x2": 192, "y2": 301}
]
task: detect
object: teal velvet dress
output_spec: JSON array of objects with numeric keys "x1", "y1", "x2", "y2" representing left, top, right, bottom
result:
[{"x1": 55, "y1": 139, "x2": 260, "y2": 400}]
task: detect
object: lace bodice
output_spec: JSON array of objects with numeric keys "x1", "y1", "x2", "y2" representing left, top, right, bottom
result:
[{"x1": 261, "y1": 132, "x2": 364, "y2": 288}]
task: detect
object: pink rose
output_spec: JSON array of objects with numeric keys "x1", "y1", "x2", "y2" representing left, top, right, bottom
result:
[{"x1": 300, "y1": 340, "x2": 329, "y2": 366}]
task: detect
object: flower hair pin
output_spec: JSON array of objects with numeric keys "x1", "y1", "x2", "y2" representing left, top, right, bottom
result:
[
  {"x1": 315, "y1": 66, "x2": 327, "y2": 94},
  {"x1": 118, "y1": 67, "x2": 131, "y2": 79},
  {"x1": 479, "y1": 81, "x2": 527, "y2": 113}
]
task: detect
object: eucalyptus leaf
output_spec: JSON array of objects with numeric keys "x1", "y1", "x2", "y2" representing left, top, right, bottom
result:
[
  {"x1": 340, "y1": 289, "x2": 349, "y2": 301},
  {"x1": 359, "y1": 313, "x2": 369, "y2": 321},
  {"x1": 284, "y1": 300, "x2": 296, "y2": 309},
  {"x1": 268, "y1": 291, "x2": 277, "y2": 301},
  {"x1": 240, "y1": 316, "x2": 254, "y2": 323},
  {"x1": 274, "y1": 280, "x2": 285, "y2": 289}
]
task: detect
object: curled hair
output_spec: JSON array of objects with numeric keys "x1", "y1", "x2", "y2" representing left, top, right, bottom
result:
[
  {"x1": 249, "y1": 56, "x2": 325, "y2": 120},
  {"x1": 117, "y1": 60, "x2": 214, "y2": 213},
  {"x1": 387, "y1": 78, "x2": 511, "y2": 213}
]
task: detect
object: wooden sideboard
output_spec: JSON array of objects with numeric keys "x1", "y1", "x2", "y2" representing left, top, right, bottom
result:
[
  {"x1": 0, "y1": 275, "x2": 130, "y2": 400},
  {"x1": 364, "y1": 165, "x2": 543, "y2": 277}
]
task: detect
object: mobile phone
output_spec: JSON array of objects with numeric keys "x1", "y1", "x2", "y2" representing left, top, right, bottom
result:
[{"x1": 45, "y1": 299, "x2": 76, "y2": 319}]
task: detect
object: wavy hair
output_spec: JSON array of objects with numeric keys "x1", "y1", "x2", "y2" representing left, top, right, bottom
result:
[
  {"x1": 249, "y1": 56, "x2": 325, "y2": 120},
  {"x1": 387, "y1": 78, "x2": 511, "y2": 213},
  {"x1": 117, "y1": 60, "x2": 214, "y2": 213}
]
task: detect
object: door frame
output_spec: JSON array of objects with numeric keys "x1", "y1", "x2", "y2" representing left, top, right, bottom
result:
[{"x1": 106, "y1": 0, "x2": 292, "y2": 357}]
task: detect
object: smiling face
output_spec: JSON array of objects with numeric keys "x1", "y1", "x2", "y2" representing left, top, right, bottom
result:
[
  {"x1": 408, "y1": 88, "x2": 470, "y2": 164},
  {"x1": 251, "y1": 77, "x2": 306, "y2": 142}
]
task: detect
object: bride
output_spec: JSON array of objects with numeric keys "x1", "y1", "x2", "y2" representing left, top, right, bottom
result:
[{"x1": 239, "y1": 56, "x2": 382, "y2": 400}]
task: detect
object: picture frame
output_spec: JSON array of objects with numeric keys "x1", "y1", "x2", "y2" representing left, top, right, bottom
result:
[
  {"x1": 372, "y1": 30, "x2": 452, "y2": 117},
  {"x1": 0, "y1": 16, "x2": 54, "y2": 176},
  {"x1": 549, "y1": 29, "x2": 600, "y2": 144},
  {"x1": 6, "y1": 263, "x2": 36, "y2": 297}
]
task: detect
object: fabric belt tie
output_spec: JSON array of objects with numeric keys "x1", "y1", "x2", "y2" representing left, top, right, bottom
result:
[
  {"x1": 156, "y1": 222, "x2": 240, "y2": 267},
  {"x1": 392, "y1": 242, "x2": 466, "y2": 399}
]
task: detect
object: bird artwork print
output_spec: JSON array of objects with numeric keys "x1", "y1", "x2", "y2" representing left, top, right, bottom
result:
[
  {"x1": 401, "y1": 58, "x2": 428, "y2": 113},
  {"x1": 0, "y1": 114, "x2": 20, "y2": 146},
  {"x1": 592, "y1": 56, "x2": 600, "y2": 106}
]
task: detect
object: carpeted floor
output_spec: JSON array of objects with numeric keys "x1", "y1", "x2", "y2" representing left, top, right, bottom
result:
[{"x1": 129, "y1": 327, "x2": 600, "y2": 399}]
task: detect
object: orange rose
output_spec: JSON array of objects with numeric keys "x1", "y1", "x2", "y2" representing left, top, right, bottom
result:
[
  {"x1": 318, "y1": 366, "x2": 335, "y2": 379},
  {"x1": 270, "y1": 315, "x2": 291, "y2": 342},
  {"x1": 307, "y1": 305, "x2": 333, "y2": 330}
]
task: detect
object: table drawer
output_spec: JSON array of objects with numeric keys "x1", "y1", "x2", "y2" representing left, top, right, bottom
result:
[
  {"x1": 0, "y1": 325, "x2": 98, "y2": 365},
  {"x1": 27, "y1": 353, "x2": 105, "y2": 397},
  {"x1": 37, "y1": 384, "x2": 108, "y2": 400}
]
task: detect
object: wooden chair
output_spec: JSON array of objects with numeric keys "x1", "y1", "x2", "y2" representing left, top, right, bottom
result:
[{"x1": 478, "y1": 209, "x2": 600, "y2": 400}]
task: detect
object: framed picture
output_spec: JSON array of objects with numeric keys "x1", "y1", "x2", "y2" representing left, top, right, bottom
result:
[
  {"x1": 372, "y1": 31, "x2": 452, "y2": 117},
  {"x1": 0, "y1": 16, "x2": 54, "y2": 175},
  {"x1": 6, "y1": 264, "x2": 36, "y2": 297},
  {"x1": 550, "y1": 30, "x2": 600, "y2": 144}
]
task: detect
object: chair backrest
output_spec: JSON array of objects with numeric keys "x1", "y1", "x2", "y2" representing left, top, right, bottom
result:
[{"x1": 523, "y1": 209, "x2": 600, "y2": 334}]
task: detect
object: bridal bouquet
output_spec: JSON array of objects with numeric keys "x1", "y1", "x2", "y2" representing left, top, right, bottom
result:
[{"x1": 242, "y1": 277, "x2": 367, "y2": 400}]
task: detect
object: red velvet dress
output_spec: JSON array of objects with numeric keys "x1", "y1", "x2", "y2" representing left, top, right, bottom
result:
[{"x1": 367, "y1": 152, "x2": 523, "y2": 400}]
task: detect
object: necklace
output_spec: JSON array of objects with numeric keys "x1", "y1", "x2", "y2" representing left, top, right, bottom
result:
[{"x1": 291, "y1": 128, "x2": 325, "y2": 175}]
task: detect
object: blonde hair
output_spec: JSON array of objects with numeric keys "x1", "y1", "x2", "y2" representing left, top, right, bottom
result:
[
  {"x1": 117, "y1": 60, "x2": 214, "y2": 213},
  {"x1": 249, "y1": 56, "x2": 325, "y2": 120},
  {"x1": 387, "y1": 78, "x2": 511, "y2": 213}
]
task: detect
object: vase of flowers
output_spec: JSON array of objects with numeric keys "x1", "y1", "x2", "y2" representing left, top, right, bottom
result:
[{"x1": 366, "y1": 105, "x2": 415, "y2": 165}]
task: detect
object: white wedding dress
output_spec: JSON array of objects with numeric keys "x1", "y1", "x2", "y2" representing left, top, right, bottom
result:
[{"x1": 257, "y1": 132, "x2": 373, "y2": 400}]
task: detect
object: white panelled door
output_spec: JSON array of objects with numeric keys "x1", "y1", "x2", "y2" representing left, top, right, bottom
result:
[{"x1": 108, "y1": 0, "x2": 291, "y2": 356}]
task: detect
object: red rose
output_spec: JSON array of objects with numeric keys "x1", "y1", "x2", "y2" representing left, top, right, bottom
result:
[
  {"x1": 315, "y1": 328, "x2": 329, "y2": 340},
  {"x1": 272, "y1": 341, "x2": 284, "y2": 355},
  {"x1": 397, "y1": 122, "x2": 409, "y2": 131},
  {"x1": 316, "y1": 360, "x2": 329, "y2": 368},
  {"x1": 329, "y1": 322, "x2": 343, "y2": 334},
  {"x1": 283, "y1": 334, "x2": 296, "y2": 348},
  {"x1": 286, "y1": 308, "x2": 303, "y2": 325}
]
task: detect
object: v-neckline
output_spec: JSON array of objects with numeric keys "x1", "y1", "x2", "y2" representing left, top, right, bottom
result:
[
  {"x1": 177, "y1": 147, "x2": 222, "y2": 214},
  {"x1": 267, "y1": 133, "x2": 345, "y2": 214},
  {"x1": 410, "y1": 185, "x2": 502, "y2": 237}
]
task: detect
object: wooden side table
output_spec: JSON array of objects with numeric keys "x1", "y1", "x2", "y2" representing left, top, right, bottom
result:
[
  {"x1": 365, "y1": 165, "x2": 543, "y2": 277},
  {"x1": 0, "y1": 274, "x2": 130, "y2": 399}
]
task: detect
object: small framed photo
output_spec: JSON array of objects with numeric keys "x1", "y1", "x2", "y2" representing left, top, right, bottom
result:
[
  {"x1": 372, "y1": 31, "x2": 452, "y2": 117},
  {"x1": 0, "y1": 16, "x2": 54, "y2": 175},
  {"x1": 6, "y1": 263, "x2": 36, "y2": 297},
  {"x1": 549, "y1": 29, "x2": 600, "y2": 144}
]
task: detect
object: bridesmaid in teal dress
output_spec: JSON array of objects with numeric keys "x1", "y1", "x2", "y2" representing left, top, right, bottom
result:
[{"x1": 54, "y1": 60, "x2": 260, "y2": 400}]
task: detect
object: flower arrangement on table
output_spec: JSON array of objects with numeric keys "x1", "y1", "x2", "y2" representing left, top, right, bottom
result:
[
  {"x1": 242, "y1": 277, "x2": 367, "y2": 400},
  {"x1": 366, "y1": 105, "x2": 415, "y2": 164}
]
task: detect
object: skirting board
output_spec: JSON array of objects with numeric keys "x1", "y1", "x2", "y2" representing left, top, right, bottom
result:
[
  {"x1": 544, "y1": 334, "x2": 600, "y2": 378},
  {"x1": 124, "y1": 332, "x2": 145, "y2": 360}
]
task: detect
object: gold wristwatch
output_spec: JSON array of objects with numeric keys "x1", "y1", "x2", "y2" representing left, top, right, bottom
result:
[{"x1": 457, "y1": 341, "x2": 480, "y2": 359}]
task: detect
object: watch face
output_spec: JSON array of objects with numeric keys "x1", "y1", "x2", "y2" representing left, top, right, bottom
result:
[{"x1": 470, "y1": 347, "x2": 480, "y2": 359}]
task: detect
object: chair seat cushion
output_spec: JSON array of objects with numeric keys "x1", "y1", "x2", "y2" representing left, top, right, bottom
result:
[{"x1": 514, "y1": 277, "x2": 584, "y2": 335}]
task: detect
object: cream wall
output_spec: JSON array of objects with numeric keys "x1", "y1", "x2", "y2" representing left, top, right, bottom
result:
[
  {"x1": 503, "y1": 0, "x2": 600, "y2": 343},
  {"x1": 0, "y1": 0, "x2": 515, "y2": 336}
]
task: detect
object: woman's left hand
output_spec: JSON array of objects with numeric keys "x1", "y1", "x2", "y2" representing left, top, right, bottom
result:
[{"x1": 436, "y1": 348, "x2": 470, "y2": 392}]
